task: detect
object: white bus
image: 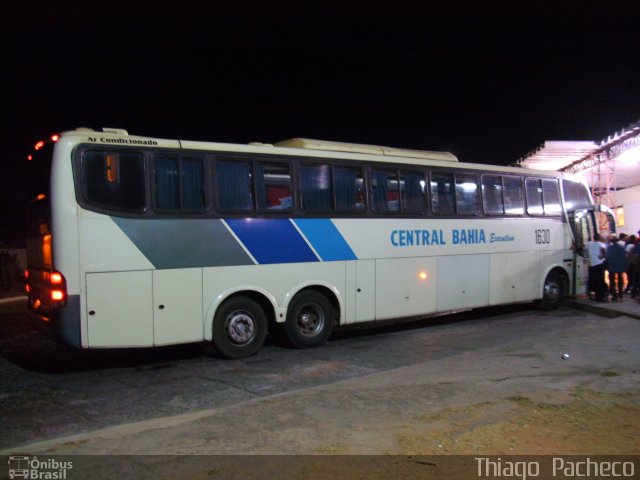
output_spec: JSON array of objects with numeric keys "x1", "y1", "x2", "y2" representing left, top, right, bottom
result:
[{"x1": 25, "y1": 128, "x2": 615, "y2": 358}]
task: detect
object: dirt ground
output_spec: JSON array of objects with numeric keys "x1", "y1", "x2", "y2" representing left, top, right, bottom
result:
[{"x1": 337, "y1": 388, "x2": 640, "y2": 456}]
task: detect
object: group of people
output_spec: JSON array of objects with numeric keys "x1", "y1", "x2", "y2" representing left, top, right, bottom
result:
[{"x1": 587, "y1": 232, "x2": 640, "y2": 302}]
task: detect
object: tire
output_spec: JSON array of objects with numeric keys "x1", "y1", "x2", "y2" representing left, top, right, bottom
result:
[
  {"x1": 537, "y1": 271, "x2": 564, "y2": 310},
  {"x1": 284, "y1": 291, "x2": 335, "y2": 348},
  {"x1": 212, "y1": 296, "x2": 267, "y2": 359}
]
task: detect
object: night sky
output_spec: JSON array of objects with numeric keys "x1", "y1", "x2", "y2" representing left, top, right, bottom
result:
[{"x1": 1, "y1": 0, "x2": 639, "y2": 244}]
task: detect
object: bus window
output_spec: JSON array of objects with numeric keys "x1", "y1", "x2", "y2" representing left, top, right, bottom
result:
[
  {"x1": 335, "y1": 165, "x2": 365, "y2": 212},
  {"x1": 215, "y1": 159, "x2": 253, "y2": 211},
  {"x1": 455, "y1": 172, "x2": 478, "y2": 215},
  {"x1": 430, "y1": 171, "x2": 455, "y2": 215},
  {"x1": 400, "y1": 170, "x2": 426, "y2": 213},
  {"x1": 82, "y1": 150, "x2": 145, "y2": 212},
  {"x1": 562, "y1": 179, "x2": 592, "y2": 211},
  {"x1": 482, "y1": 175, "x2": 504, "y2": 215},
  {"x1": 542, "y1": 179, "x2": 561, "y2": 215},
  {"x1": 181, "y1": 158, "x2": 206, "y2": 210},
  {"x1": 154, "y1": 156, "x2": 206, "y2": 212},
  {"x1": 526, "y1": 178, "x2": 544, "y2": 215},
  {"x1": 503, "y1": 176, "x2": 524, "y2": 215},
  {"x1": 372, "y1": 169, "x2": 399, "y2": 213},
  {"x1": 300, "y1": 163, "x2": 333, "y2": 212},
  {"x1": 256, "y1": 162, "x2": 292, "y2": 211},
  {"x1": 155, "y1": 156, "x2": 179, "y2": 210}
]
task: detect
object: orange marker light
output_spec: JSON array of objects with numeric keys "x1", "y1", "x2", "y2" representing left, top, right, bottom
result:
[
  {"x1": 51, "y1": 134, "x2": 60, "y2": 142},
  {"x1": 418, "y1": 271, "x2": 428, "y2": 281},
  {"x1": 34, "y1": 140, "x2": 45, "y2": 150}
]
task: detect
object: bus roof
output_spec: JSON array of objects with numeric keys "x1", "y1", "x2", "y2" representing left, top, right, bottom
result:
[
  {"x1": 59, "y1": 127, "x2": 564, "y2": 178},
  {"x1": 274, "y1": 138, "x2": 459, "y2": 162}
]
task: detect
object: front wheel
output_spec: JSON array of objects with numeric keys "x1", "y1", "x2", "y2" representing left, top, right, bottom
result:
[
  {"x1": 284, "y1": 291, "x2": 335, "y2": 348},
  {"x1": 537, "y1": 271, "x2": 564, "y2": 310},
  {"x1": 212, "y1": 296, "x2": 267, "y2": 359}
]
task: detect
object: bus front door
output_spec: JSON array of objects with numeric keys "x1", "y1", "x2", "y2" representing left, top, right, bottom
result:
[{"x1": 570, "y1": 205, "x2": 616, "y2": 296}]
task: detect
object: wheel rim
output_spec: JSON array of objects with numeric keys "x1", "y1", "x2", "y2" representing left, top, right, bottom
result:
[
  {"x1": 224, "y1": 310, "x2": 256, "y2": 345},
  {"x1": 296, "y1": 303, "x2": 325, "y2": 337},
  {"x1": 544, "y1": 280, "x2": 561, "y2": 302}
]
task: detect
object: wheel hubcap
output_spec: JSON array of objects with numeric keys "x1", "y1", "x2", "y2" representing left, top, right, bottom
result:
[
  {"x1": 225, "y1": 311, "x2": 256, "y2": 345},
  {"x1": 297, "y1": 304, "x2": 325, "y2": 337},
  {"x1": 545, "y1": 281, "x2": 560, "y2": 300}
]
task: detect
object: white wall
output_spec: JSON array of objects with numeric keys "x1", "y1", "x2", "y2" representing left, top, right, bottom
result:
[{"x1": 616, "y1": 186, "x2": 640, "y2": 236}]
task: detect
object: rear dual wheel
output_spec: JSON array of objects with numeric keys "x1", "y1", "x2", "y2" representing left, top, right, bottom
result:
[
  {"x1": 283, "y1": 291, "x2": 335, "y2": 348},
  {"x1": 212, "y1": 296, "x2": 267, "y2": 359}
]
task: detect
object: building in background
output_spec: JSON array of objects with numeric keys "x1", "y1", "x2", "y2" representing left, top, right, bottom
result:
[{"x1": 516, "y1": 120, "x2": 640, "y2": 236}]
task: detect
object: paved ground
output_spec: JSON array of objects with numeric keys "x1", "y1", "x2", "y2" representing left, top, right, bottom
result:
[{"x1": 0, "y1": 295, "x2": 639, "y2": 478}]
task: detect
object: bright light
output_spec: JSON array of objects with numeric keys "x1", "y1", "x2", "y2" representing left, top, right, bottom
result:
[
  {"x1": 51, "y1": 134, "x2": 60, "y2": 142},
  {"x1": 51, "y1": 290, "x2": 65, "y2": 301},
  {"x1": 27, "y1": 155, "x2": 33, "y2": 161},
  {"x1": 34, "y1": 140, "x2": 45, "y2": 151},
  {"x1": 50, "y1": 272, "x2": 63, "y2": 284},
  {"x1": 418, "y1": 271, "x2": 428, "y2": 280}
]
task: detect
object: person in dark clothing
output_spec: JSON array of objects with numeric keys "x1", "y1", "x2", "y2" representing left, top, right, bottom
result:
[
  {"x1": 606, "y1": 235, "x2": 627, "y2": 301},
  {"x1": 624, "y1": 235, "x2": 637, "y2": 294}
]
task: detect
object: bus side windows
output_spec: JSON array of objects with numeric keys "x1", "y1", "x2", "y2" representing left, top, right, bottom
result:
[
  {"x1": 542, "y1": 179, "x2": 561, "y2": 215},
  {"x1": 482, "y1": 175, "x2": 524, "y2": 216},
  {"x1": 455, "y1": 172, "x2": 479, "y2": 215},
  {"x1": 400, "y1": 170, "x2": 426, "y2": 214},
  {"x1": 154, "y1": 155, "x2": 206, "y2": 212},
  {"x1": 82, "y1": 150, "x2": 146, "y2": 212},
  {"x1": 503, "y1": 176, "x2": 524, "y2": 215},
  {"x1": 525, "y1": 178, "x2": 544, "y2": 215},
  {"x1": 256, "y1": 162, "x2": 293, "y2": 211},
  {"x1": 372, "y1": 168, "x2": 425, "y2": 214},
  {"x1": 430, "y1": 172, "x2": 455, "y2": 215},
  {"x1": 300, "y1": 163, "x2": 365, "y2": 213},
  {"x1": 482, "y1": 175, "x2": 503, "y2": 215},
  {"x1": 526, "y1": 177, "x2": 561, "y2": 216},
  {"x1": 372, "y1": 169, "x2": 399, "y2": 212},
  {"x1": 335, "y1": 165, "x2": 365, "y2": 212},
  {"x1": 300, "y1": 163, "x2": 333, "y2": 212},
  {"x1": 215, "y1": 159, "x2": 254, "y2": 211}
]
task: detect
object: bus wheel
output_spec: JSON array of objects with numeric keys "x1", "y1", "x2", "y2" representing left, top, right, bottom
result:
[
  {"x1": 284, "y1": 291, "x2": 335, "y2": 348},
  {"x1": 212, "y1": 296, "x2": 267, "y2": 359},
  {"x1": 537, "y1": 271, "x2": 564, "y2": 310}
]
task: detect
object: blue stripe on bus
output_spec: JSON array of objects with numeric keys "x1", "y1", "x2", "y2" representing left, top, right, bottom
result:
[
  {"x1": 225, "y1": 218, "x2": 319, "y2": 264},
  {"x1": 294, "y1": 219, "x2": 358, "y2": 261}
]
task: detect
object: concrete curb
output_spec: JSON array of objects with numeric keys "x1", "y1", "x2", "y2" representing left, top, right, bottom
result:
[{"x1": 0, "y1": 296, "x2": 25, "y2": 305}]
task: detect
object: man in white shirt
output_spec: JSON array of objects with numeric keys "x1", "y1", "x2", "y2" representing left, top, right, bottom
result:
[{"x1": 586, "y1": 233, "x2": 607, "y2": 301}]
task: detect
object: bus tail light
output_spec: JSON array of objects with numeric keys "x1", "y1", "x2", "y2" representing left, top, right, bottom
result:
[{"x1": 49, "y1": 270, "x2": 67, "y2": 307}]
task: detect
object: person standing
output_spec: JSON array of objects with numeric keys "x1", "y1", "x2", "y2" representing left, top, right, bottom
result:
[
  {"x1": 587, "y1": 233, "x2": 607, "y2": 301},
  {"x1": 624, "y1": 234, "x2": 637, "y2": 294},
  {"x1": 606, "y1": 235, "x2": 627, "y2": 301}
]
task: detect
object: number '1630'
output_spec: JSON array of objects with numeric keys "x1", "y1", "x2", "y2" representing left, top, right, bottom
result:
[{"x1": 535, "y1": 229, "x2": 551, "y2": 244}]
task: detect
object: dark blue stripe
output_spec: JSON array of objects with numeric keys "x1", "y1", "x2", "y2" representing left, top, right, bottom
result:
[
  {"x1": 294, "y1": 219, "x2": 357, "y2": 261},
  {"x1": 225, "y1": 218, "x2": 318, "y2": 264}
]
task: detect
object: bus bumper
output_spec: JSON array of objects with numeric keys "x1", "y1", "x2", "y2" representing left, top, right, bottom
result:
[{"x1": 29, "y1": 294, "x2": 82, "y2": 348}]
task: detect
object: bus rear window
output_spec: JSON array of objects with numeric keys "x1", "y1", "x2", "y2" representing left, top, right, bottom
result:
[{"x1": 82, "y1": 150, "x2": 146, "y2": 212}]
